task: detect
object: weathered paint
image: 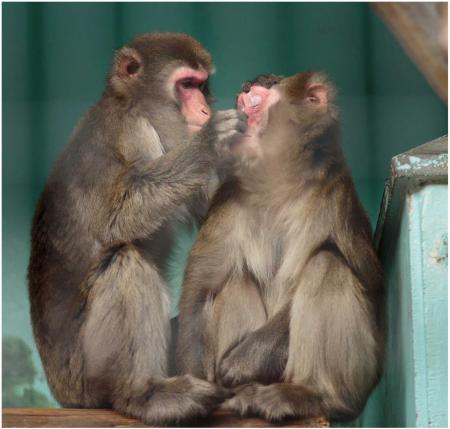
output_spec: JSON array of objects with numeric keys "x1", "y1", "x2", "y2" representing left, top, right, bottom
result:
[
  {"x1": 374, "y1": 135, "x2": 448, "y2": 247},
  {"x1": 356, "y1": 136, "x2": 448, "y2": 428},
  {"x1": 417, "y1": 186, "x2": 448, "y2": 427},
  {"x1": 394, "y1": 154, "x2": 448, "y2": 173},
  {"x1": 381, "y1": 199, "x2": 417, "y2": 427}
]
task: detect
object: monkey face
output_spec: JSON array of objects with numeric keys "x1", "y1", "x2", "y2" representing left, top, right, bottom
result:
[
  {"x1": 235, "y1": 71, "x2": 337, "y2": 161},
  {"x1": 237, "y1": 85, "x2": 279, "y2": 133},
  {"x1": 168, "y1": 66, "x2": 212, "y2": 134},
  {"x1": 108, "y1": 32, "x2": 213, "y2": 136},
  {"x1": 235, "y1": 78, "x2": 281, "y2": 159}
]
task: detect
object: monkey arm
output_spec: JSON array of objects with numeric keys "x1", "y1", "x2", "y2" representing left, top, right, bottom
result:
[
  {"x1": 176, "y1": 260, "x2": 233, "y2": 378},
  {"x1": 106, "y1": 110, "x2": 245, "y2": 243},
  {"x1": 217, "y1": 306, "x2": 290, "y2": 387},
  {"x1": 106, "y1": 139, "x2": 215, "y2": 242},
  {"x1": 175, "y1": 281, "x2": 211, "y2": 378},
  {"x1": 175, "y1": 214, "x2": 236, "y2": 378},
  {"x1": 331, "y1": 186, "x2": 383, "y2": 297}
]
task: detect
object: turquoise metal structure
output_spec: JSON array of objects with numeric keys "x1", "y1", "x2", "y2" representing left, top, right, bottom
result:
[{"x1": 358, "y1": 136, "x2": 448, "y2": 427}]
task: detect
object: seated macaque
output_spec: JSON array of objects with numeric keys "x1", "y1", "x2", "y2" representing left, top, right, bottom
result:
[{"x1": 176, "y1": 72, "x2": 384, "y2": 421}]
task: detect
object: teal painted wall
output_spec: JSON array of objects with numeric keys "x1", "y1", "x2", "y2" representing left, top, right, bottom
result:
[
  {"x1": 3, "y1": 2, "x2": 447, "y2": 409},
  {"x1": 374, "y1": 183, "x2": 448, "y2": 427}
]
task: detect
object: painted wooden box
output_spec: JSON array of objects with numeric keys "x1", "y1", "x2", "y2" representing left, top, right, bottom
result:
[{"x1": 357, "y1": 136, "x2": 448, "y2": 428}]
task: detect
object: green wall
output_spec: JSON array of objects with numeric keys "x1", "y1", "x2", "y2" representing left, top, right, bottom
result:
[{"x1": 3, "y1": 2, "x2": 447, "y2": 409}]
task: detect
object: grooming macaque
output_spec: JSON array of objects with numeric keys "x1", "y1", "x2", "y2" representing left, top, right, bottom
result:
[
  {"x1": 28, "y1": 33, "x2": 246, "y2": 424},
  {"x1": 176, "y1": 72, "x2": 384, "y2": 421}
]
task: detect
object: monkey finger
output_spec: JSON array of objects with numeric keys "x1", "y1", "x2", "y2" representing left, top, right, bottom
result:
[
  {"x1": 214, "y1": 121, "x2": 240, "y2": 134},
  {"x1": 218, "y1": 130, "x2": 246, "y2": 147},
  {"x1": 220, "y1": 384, "x2": 261, "y2": 415},
  {"x1": 237, "y1": 110, "x2": 248, "y2": 122},
  {"x1": 231, "y1": 114, "x2": 248, "y2": 134},
  {"x1": 214, "y1": 114, "x2": 245, "y2": 131},
  {"x1": 212, "y1": 109, "x2": 241, "y2": 123},
  {"x1": 235, "y1": 119, "x2": 247, "y2": 134}
]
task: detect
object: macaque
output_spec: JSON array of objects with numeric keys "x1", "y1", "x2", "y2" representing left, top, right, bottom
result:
[
  {"x1": 176, "y1": 72, "x2": 384, "y2": 421},
  {"x1": 28, "y1": 33, "x2": 246, "y2": 424}
]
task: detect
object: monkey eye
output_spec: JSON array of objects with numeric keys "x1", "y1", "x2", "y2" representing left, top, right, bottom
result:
[
  {"x1": 178, "y1": 77, "x2": 207, "y2": 92},
  {"x1": 307, "y1": 95, "x2": 320, "y2": 104},
  {"x1": 179, "y1": 78, "x2": 197, "y2": 89}
]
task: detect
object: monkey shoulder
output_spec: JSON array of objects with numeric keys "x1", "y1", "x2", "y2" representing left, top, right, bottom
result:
[{"x1": 117, "y1": 116, "x2": 166, "y2": 162}]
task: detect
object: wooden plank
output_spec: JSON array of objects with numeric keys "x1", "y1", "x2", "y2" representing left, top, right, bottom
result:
[
  {"x1": 372, "y1": 3, "x2": 448, "y2": 102},
  {"x1": 2, "y1": 408, "x2": 330, "y2": 428}
]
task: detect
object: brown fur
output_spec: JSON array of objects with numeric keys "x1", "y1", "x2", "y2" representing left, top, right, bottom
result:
[
  {"x1": 28, "y1": 32, "x2": 245, "y2": 425},
  {"x1": 176, "y1": 72, "x2": 384, "y2": 421}
]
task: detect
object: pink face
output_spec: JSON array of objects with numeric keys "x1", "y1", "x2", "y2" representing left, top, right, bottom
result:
[
  {"x1": 169, "y1": 67, "x2": 212, "y2": 134},
  {"x1": 236, "y1": 84, "x2": 280, "y2": 155}
]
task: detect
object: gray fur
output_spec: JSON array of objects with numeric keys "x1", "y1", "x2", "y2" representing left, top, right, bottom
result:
[{"x1": 28, "y1": 33, "x2": 245, "y2": 425}]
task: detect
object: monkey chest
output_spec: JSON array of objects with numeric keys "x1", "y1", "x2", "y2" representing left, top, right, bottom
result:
[
  {"x1": 233, "y1": 203, "x2": 312, "y2": 309},
  {"x1": 235, "y1": 213, "x2": 292, "y2": 290}
]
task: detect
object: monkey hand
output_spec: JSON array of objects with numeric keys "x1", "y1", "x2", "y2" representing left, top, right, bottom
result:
[
  {"x1": 217, "y1": 338, "x2": 263, "y2": 387},
  {"x1": 217, "y1": 330, "x2": 287, "y2": 388},
  {"x1": 217, "y1": 338, "x2": 268, "y2": 388},
  {"x1": 199, "y1": 109, "x2": 247, "y2": 160}
]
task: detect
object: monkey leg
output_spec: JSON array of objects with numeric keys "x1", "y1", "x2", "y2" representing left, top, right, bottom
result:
[
  {"x1": 205, "y1": 275, "x2": 267, "y2": 383},
  {"x1": 82, "y1": 244, "x2": 224, "y2": 424},
  {"x1": 224, "y1": 250, "x2": 381, "y2": 421}
]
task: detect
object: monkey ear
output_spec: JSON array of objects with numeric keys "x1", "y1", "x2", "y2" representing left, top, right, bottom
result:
[
  {"x1": 114, "y1": 48, "x2": 143, "y2": 79},
  {"x1": 305, "y1": 85, "x2": 328, "y2": 107}
]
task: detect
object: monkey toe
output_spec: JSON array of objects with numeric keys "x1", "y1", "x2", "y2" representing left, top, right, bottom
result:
[
  {"x1": 250, "y1": 385, "x2": 295, "y2": 421},
  {"x1": 120, "y1": 376, "x2": 227, "y2": 425},
  {"x1": 221, "y1": 396, "x2": 251, "y2": 416},
  {"x1": 223, "y1": 383, "x2": 298, "y2": 422},
  {"x1": 221, "y1": 384, "x2": 259, "y2": 416},
  {"x1": 184, "y1": 375, "x2": 227, "y2": 402}
]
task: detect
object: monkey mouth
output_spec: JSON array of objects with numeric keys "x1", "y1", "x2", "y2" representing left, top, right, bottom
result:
[
  {"x1": 246, "y1": 94, "x2": 263, "y2": 109},
  {"x1": 237, "y1": 90, "x2": 264, "y2": 114},
  {"x1": 237, "y1": 85, "x2": 271, "y2": 131}
]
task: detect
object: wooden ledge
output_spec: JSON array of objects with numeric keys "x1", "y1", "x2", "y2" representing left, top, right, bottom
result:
[{"x1": 2, "y1": 408, "x2": 329, "y2": 428}]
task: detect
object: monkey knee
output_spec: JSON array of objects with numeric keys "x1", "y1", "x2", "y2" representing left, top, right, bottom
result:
[
  {"x1": 90, "y1": 243, "x2": 170, "y2": 305},
  {"x1": 94, "y1": 243, "x2": 146, "y2": 281},
  {"x1": 86, "y1": 242, "x2": 170, "y2": 318}
]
